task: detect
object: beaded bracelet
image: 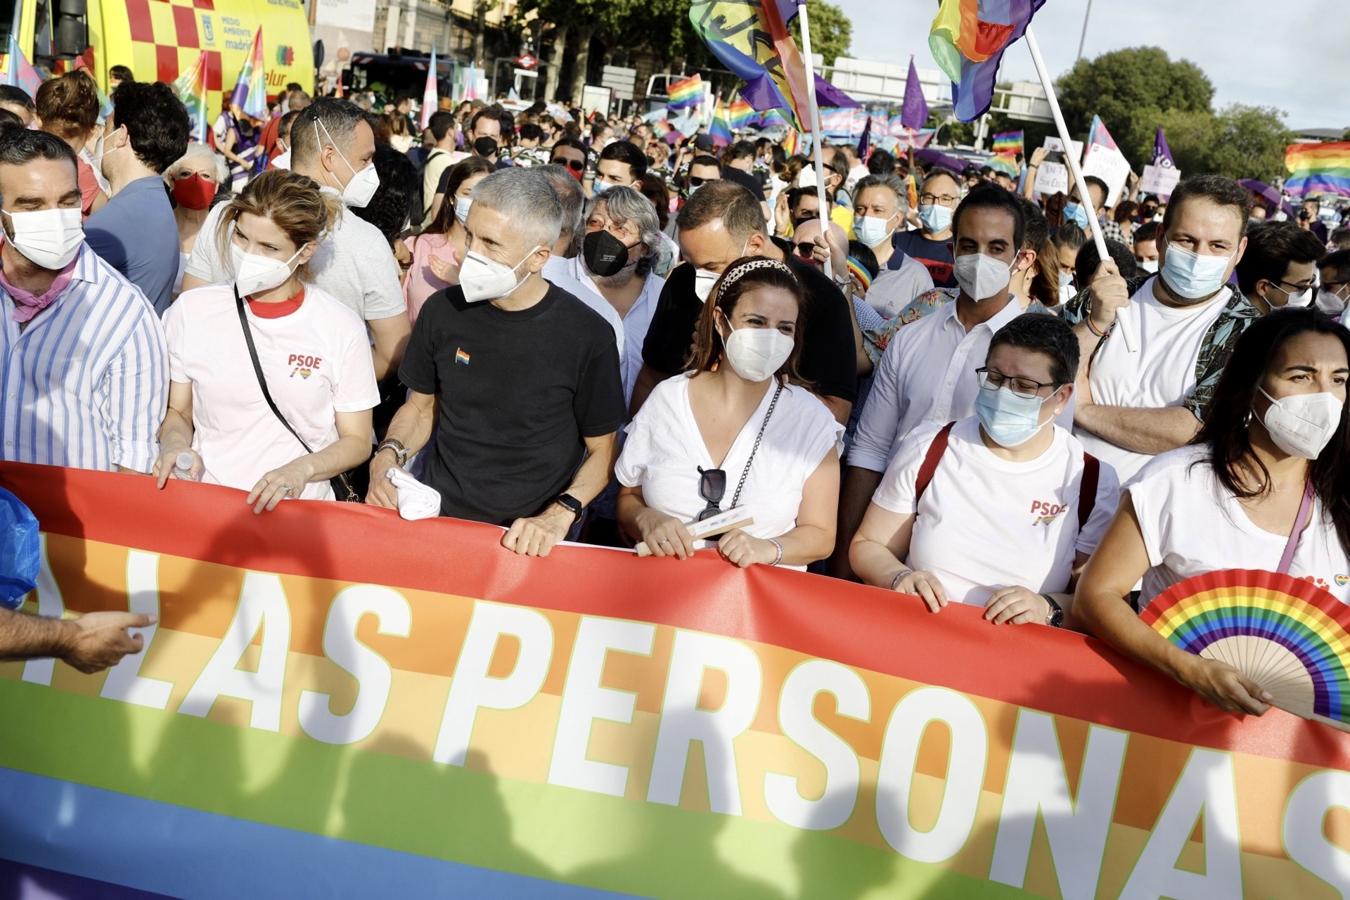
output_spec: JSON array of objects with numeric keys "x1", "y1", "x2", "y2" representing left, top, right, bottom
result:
[{"x1": 768, "y1": 539, "x2": 784, "y2": 567}]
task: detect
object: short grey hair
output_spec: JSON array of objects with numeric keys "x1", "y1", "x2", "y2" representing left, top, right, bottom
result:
[
  {"x1": 853, "y1": 174, "x2": 908, "y2": 215},
  {"x1": 588, "y1": 186, "x2": 668, "y2": 277},
  {"x1": 167, "y1": 142, "x2": 228, "y2": 185},
  {"x1": 472, "y1": 169, "x2": 563, "y2": 250},
  {"x1": 535, "y1": 164, "x2": 584, "y2": 257}
]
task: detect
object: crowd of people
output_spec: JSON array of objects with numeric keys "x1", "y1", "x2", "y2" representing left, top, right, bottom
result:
[{"x1": 1, "y1": 68, "x2": 1348, "y2": 719}]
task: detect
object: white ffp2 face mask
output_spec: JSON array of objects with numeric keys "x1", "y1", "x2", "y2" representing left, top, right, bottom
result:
[
  {"x1": 694, "y1": 268, "x2": 719, "y2": 302},
  {"x1": 230, "y1": 241, "x2": 304, "y2": 297},
  {"x1": 721, "y1": 323, "x2": 794, "y2": 383},
  {"x1": 954, "y1": 252, "x2": 1014, "y2": 302},
  {"x1": 3, "y1": 207, "x2": 83, "y2": 270},
  {"x1": 1258, "y1": 387, "x2": 1344, "y2": 460},
  {"x1": 459, "y1": 246, "x2": 540, "y2": 303},
  {"x1": 314, "y1": 119, "x2": 379, "y2": 208}
]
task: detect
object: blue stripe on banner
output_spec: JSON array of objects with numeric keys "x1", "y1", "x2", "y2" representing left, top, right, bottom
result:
[
  {"x1": 0, "y1": 768, "x2": 627, "y2": 900},
  {"x1": 0, "y1": 857, "x2": 174, "y2": 899}
]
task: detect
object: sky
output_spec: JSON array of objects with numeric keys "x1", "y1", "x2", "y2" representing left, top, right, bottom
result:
[{"x1": 832, "y1": 0, "x2": 1347, "y2": 130}]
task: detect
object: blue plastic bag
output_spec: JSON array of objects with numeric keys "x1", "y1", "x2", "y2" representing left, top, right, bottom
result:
[{"x1": 0, "y1": 487, "x2": 39, "y2": 610}]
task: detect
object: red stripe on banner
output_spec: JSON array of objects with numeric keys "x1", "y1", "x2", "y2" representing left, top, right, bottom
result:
[
  {"x1": 171, "y1": 5, "x2": 199, "y2": 49},
  {"x1": 1, "y1": 462, "x2": 1343, "y2": 771},
  {"x1": 126, "y1": 0, "x2": 155, "y2": 43},
  {"x1": 155, "y1": 45, "x2": 179, "y2": 85}
]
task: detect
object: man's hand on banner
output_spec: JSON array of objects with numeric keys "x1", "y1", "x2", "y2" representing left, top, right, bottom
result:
[
  {"x1": 502, "y1": 507, "x2": 572, "y2": 558},
  {"x1": 61, "y1": 611, "x2": 156, "y2": 674}
]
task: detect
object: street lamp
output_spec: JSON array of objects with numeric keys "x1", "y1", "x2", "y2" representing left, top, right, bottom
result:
[{"x1": 1076, "y1": 0, "x2": 1093, "y2": 61}]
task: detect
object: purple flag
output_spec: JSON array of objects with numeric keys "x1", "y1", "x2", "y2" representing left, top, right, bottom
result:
[
  {"x1": 856, "y1": 116, "x2": 872, "y2": 161},
  {"x1": 1153, "y1": 127, "x2": 1175, "y2": 169},
  {"x1": 902, "y1": 56, "x2": 929, "y2": 130}
]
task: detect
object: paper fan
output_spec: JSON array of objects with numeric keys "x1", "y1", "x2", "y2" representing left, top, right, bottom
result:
[{"x1": 1141, "y1": 569, "x2": 1350, "y2": 729}]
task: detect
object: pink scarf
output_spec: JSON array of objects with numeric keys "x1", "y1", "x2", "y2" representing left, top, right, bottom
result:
[{"x1": 0, "y1": 241, "x2": 77, "y2": 324}]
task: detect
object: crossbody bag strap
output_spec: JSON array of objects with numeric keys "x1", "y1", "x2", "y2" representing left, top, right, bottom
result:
[
  {"x1": 1077, "y1": 453, "x2": 1100, "y2": 532},
  {"x1": 234, "y1": 286, "x2": 315, "y2": 457},
  {"x1": 914, "y1": 421, "x2": 956, "y2": 511}
]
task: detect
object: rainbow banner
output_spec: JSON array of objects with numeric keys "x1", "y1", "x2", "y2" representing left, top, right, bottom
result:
[
  {"x1": 1286, "y1": 141, "x2": 1350, "y2": 199},
  {"x1": 172, "y1": 51, "x2": 211, "y2": 144},
  {"x1": 992, "y1": 130, "x2": 1023, "y2": 157},
  {"x1": 708, "y1": 97, "x2": 733, "y2": 146},
  {"x1": 230, "y1": 27, "x2": 268, "y2": 120},
  {"x1": 0, "y1": 463, "x2": 1347, "y2": 898},
  {"x1": 666, "y1": 73, "x2": 704, "y2": 111}
]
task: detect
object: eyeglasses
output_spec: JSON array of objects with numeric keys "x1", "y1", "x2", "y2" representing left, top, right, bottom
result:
[
  {"x1": 794, "y1": 242, "x2": 818, "y2": 259},
  {"x1": 976, "y1": 366, "x2": 1060, "y2": 400},
  {"x1": 552, "y1": 157, "x2": 585, "y2": 172},
  {"x1": 920, "y1": 192, "x2": 959, "y2": 206},
  {"x1": 689, "y1": 176, "x2": 709, "y2": 188},
  {"x1": 696, "y1": 466, "x2": 727, "y2": 521}
]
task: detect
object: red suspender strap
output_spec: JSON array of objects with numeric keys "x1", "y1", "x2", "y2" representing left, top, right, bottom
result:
[
  {"x1": 914, "y1": 422, "x2": 956, "y2": 510},
  {"x1": 1077, "y1": 453, "x2": 1100, "y2": 531}
]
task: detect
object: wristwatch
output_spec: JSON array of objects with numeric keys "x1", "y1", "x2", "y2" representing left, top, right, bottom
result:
[
  {"x1": 1042, "y1": 594, "x2": 1064, "y2": 628},
  {"x1": 553, "y1": 492, "x2": 584, "y2": 523},
  {"x1": 375, "y1": 438, "x2": 409, "y2": 467}
]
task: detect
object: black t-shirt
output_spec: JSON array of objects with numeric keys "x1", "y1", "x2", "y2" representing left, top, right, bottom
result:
[
  {"x1": 400, "y1": 283, "x2": 625, "y2": 525},
  {"x1": 889, "y1": 229, "x2": 956, "y2": 288},
  {"x1": 721, "y1": 166, "x2": 766, "y2": 202},
  {"x1": 641, "y1": 245, "x2": 857, "y2": 403}
]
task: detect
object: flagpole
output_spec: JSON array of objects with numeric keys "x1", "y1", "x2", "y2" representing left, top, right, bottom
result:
[
  {"x1": 795, "y1": 0, "x2": 833, "y2": 280},
  {"x1": 1024, "y1": 26, "x2": 1134, "y2": 349}
]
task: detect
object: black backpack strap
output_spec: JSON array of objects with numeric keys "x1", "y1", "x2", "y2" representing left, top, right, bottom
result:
[{"x1": 1077, "y1": 452, "x2": 1100, "y2": 532}]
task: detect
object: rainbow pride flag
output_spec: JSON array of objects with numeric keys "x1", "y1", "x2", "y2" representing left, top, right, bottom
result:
[
  {"x1": 666, "y1": 73, "x2": 704, "y2": 111},
  {"x1": 230, "y1": 27, "x2": 268, "y2": 120},
  {"x1": 992, "y1": 129, "x2": 1023, "y2": 157},
  {"x1": 709, "y1": 97, "x2": 733, "y2": 146},
  {"x1": 727, "y1": 96, "x2": 757, "y2": 130},
  {"x1": 172, "y1": 52, "x2": 211, "y2": 144},
  {"x1": 930, "y1": 0, "x2": 1045, "y2": 122},
  {"x1": 987, "y1": 154, "x2": 1019, "y2": 177},
  {"x1": 782, "y1": 128, "x2": 798, "y2": 156},
  {"x1": 1285, "y1": 141, "x2": 1350, "y2": 198}
]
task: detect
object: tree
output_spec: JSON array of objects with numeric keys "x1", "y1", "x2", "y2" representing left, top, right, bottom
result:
[
  {"x1": 1055, "y1": 46, "x2": 1214, "y2": 170},
  {"x1": 789, "y1": 0, "x2": 852, "y2": 67},
  {"x1": 1151, "y1": 104, "x2": 1290, "y2": 183}
]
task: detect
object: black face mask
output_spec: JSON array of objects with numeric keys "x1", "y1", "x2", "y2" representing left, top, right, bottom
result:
[
  {"x1": 473, "y1": 136, "x2": 499, "y2": 158},
  {"x1": 583, "y1": 230, "x2": 636, "y2": 277}
]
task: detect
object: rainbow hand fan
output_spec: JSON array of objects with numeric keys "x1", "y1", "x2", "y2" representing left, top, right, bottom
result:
[{"x1": 1141, "y1": 569, "x2": 1350, "y2": 731}]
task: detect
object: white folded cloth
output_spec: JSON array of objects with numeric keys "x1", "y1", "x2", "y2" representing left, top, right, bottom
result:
[{"x1": 386, "y1": 467, "x2": 442, "y2": 520}]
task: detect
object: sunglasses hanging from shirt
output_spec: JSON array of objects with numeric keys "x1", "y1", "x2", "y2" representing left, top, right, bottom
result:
[
  {"x1": 233, "y1": 286, "x2": 363, "y2": 503},
  {"x1": 696, "y1": 380, "x2": 784, "y2": 519}
]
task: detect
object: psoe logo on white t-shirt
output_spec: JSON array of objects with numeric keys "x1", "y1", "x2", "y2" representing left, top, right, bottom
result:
[
  {"x1": 1030, "y1": 498, "x2": 1068, "y2": 526},
  {"x1": 288, "y1": 353, "x2": 324, "y2": 379}
]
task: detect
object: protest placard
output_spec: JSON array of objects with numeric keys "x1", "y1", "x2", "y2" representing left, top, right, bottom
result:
[
  {"x1": 1033, "y1": 160, "x2": 1069, "y2": 196},
  {"x1": 1140, "y1": 163, "x2": 1182, "y2": 198},
  {"x1": 1083, "y1": 143, "x2": 1132, "y2": 206}
]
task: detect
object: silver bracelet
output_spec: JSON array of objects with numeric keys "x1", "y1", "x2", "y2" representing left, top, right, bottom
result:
[
  {"x1": 768, "y1": 538, "x2": 784, "y2": 567},
  {"x1": 889, "y1": 568, "x2": 914, "y2": 591}
]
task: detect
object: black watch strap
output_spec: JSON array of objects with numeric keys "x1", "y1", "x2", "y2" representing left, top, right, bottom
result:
[
  {"x1": 554, "y1": 492, "x2": 584, "y2": 521},
  {"x1": 1042, "y1": 593, "x2": 1064, "y2": 628}
]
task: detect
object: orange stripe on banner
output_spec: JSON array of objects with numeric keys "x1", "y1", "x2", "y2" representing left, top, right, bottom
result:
[{"x1": 6, "y1": 461, "x2": 1348, "y2": 776}]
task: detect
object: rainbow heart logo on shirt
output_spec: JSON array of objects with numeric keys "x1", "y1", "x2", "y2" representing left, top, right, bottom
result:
[{"x1": 1336, "y1": 575, "x2": 1350, "y2": 587}]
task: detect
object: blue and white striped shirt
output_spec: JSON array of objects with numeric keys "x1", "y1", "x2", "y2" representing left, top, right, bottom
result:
[{"x1": 0, "y1": 244, "x2": 168, "y2": 472}]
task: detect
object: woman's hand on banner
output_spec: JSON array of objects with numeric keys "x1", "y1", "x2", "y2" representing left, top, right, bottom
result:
[{"x1": 893, "y1": 569, "x2": 948, "y2": 612}]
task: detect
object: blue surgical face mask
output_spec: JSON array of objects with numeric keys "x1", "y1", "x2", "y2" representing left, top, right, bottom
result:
[
  {"x1": 1063, "y1": 201, "x2": 1090, "y2": 230},
  {"x1": 1160, "y1": 241, "x2": 1232, "y2": 302},
  {"x1": 918, "y1": 203, "x2": 953, "y2": 234},
  {"x1": 976, "y1": 384, "x2": 1054, "y2": 448}
]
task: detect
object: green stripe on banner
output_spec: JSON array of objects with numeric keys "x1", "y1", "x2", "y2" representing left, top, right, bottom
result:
[{"x1": 0, "y1": 680, "x2": 1026, "y2": 899}]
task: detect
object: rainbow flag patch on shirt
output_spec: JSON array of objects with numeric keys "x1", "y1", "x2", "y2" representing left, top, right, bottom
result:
[{"x1": 454, "y1": 348, "x2": 470, "y2": 365}]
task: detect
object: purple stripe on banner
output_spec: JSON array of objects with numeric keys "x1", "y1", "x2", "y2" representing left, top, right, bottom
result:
[
  {"x1": 0, "y1": 858, "x2": 174, "y2": 900},
  {"x1": 0, "y1": 769, "x2": 626, "y2": 900}
]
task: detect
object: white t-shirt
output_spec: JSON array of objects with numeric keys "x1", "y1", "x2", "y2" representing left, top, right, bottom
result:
[
  {"x1": 873, "y1": 417, "x2": 1121, "y2": 606},
  {"x1": 163, "y1": 284, "x2": 381, "y2": 498},
  {"x1": 1128, "y1": 446, "x2": 1350, "y2": 607},
  {"x1": 184, "y1": 189, "x2": 407, "y2": 324},
  {"x1": 615, "y1": 374, "x2": 843, "y2": 566},
  {"x1": 1076, "y1": 277, "x2": 1228, "y2": 482}
]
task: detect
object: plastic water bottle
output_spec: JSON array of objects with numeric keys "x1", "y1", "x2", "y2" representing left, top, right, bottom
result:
[{"x1": 173, "y1": 451, "x2": 200, "y2": 482}]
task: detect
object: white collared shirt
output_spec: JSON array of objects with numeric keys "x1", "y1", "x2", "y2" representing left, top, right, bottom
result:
[
  {"x1": 546, "y1": 254, "x2": 665, "y2": 403},
  {"x1": 0, "y1": 244, "x2": 168, "y2": 472},
  {"x1": 851, "y1": 296, "x2": 1027, "y2": 473}
]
